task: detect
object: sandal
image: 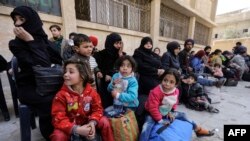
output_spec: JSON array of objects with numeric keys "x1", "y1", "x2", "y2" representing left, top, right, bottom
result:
[{"x1": 209, "y1": 108, "x2": 219, "y2": 113}]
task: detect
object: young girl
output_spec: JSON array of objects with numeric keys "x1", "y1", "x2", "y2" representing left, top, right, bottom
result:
[
  {"x1": 107, "y1": 55, "x2": 139, "y2": 113},
  {"x1": 140, "y1": 69, "x2": 214, "y2": 141},
  {"x1": 50, "y1": 59, "x2": 114, "y2": 141}
]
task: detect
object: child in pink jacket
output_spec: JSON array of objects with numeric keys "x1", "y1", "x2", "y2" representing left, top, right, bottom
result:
[{"x1": 140, "y1": 69, "x2": 214, "y2": 141}]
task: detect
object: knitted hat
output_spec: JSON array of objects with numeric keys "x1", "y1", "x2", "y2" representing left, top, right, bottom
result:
[
  {"x1": 237, "y1": 46, "x2": 247, "y2": 54},
  {"x1": 89, "y1": 35, "x2": 98, "y2": 47}
]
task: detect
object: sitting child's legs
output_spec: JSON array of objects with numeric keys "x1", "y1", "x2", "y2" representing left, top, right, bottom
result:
[
  {"x1": 97, "y1": 116, "x2": 114, "y2": 141},
  {"x1": 174, "y1": 112, "x2": 196, "y2": 128},
  {"x1": 140, "y1": 115, "x2": 155, "y2": 141},
  {"x1": 50, "y1": 129, "x2": 69, "y2": 141},
  {"x1": 174, "y1": 111, "x2": 214, "y2": 137}
]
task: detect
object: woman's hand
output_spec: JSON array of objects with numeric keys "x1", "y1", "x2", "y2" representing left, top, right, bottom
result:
[
  {"x1": 105, "y1": 75, "x2": 112, "y2": 82},
  {"x1": 118, "y1": 41, "x2": 124, "y2": 57},
  {"x1": 96, "y1": 72, "x2": 103, "y2": 78},
  {"x1": 157, "y1": 69, "x2": 165, "y2": 76},
  {"x1": 13, "y1": 27, "x2": 34, "y2": 42}
]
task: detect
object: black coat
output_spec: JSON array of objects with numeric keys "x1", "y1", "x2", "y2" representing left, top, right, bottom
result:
[
  {"x1": 133, "y1": 48, "x2": 163, "y2": 95},
  {"x1": 161, "y1": 52, "x2": 180, "y2": 70},
  {"x1": 9, "y1": 6, "x2": 61, "y2": 104},
  {"x1": 179, "y1": 49, "x2": 191, "y2": 74},
  {"x1": 0, "y1": 55, "x2": 7, "y2": 72}
]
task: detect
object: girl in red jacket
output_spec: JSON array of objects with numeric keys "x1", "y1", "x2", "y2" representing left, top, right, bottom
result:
[
  {"x1": 50, "y1": 59, "x2": 114, "y2": 141},
  {"x1": 140, "y1": 69, "x2": 214, "y2": 141}
]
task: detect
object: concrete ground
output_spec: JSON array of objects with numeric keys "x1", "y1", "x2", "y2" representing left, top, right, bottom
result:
[{"x1": 0, "y1": 72, "x2": 250, "y2": 141}]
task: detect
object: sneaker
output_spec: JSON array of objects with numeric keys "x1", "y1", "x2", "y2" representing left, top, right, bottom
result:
[
  {"x1": 3, "y1": 112, "x2": 10, "y2": 121},
  {"x1": 195, "y1": 126, "x2": 215, "y2": 137}
]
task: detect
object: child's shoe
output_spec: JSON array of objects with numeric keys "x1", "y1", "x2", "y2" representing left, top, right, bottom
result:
[{"x1": 195, "y1": 126, "x2": 214, "y2": 137}]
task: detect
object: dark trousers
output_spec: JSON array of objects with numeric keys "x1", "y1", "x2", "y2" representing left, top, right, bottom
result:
[
  {"x1": 0, "y1": 77, "x2": 9, "y2": 115},
  {"x1": 18, "y1": 84, "x2": 54, "y2": 141},
  {"x1": 97, "y1": 79, "x2": 113, "y2": 109}
]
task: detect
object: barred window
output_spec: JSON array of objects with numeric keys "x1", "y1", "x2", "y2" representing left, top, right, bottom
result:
[
  {"x1": 0, "y1": 0, "x2": 61, "y2": 16},
  {"x1": 75, "y1": 0, "x2": 151, "y2": 33},
  {"x1": 159, "y1": 4, "x2": 189, "y2": 41},
  {"x1": 194, "y1": 22, "x2": 209, "y2": 45}
]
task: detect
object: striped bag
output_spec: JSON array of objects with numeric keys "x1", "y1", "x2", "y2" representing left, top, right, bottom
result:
[{"x1": 109, "y1": 110, "x2": 139, "y2": 141}]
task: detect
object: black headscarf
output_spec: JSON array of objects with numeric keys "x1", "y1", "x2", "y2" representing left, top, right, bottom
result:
[
  {"x1": 166, "y1": 41, "x2": 180, "y2": 56},
  {"x1": 138, "y1": 36, "x2": 153, "y2": 53},
  {"x1": 10, "y1": 6, "x2": 47, "y2": 39},
  {"x1": 104, "y1": 32, "x2": 122, "y2": 57}
]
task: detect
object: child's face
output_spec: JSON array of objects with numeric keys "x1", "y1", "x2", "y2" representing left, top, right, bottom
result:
[
  {"x1": 76, "y1": 42, "x2": 93, "y2": 57},
  {"x1": 144, "y1": 42, "x2": 153, "y2": 50},
  {"x1": 119, "y1": 59, "x2": 133, "y2": 77},
  {"x1": 186, "y1": 77, "x2": 195, "y2": 85},
  {"x1": 50, "y1": 27, "x2": 61, "y2": 38},
  {"x1": 214, "y1": 66, "x2": 220, "y2": 71},
  {"x1": 64, "y1": 64, "x2": 83, "y2": 87},
  {"x1": 161, "y1": 74, "x2": 176, "y2": 91},
  {"x1": 154, "y1": 49, "x2": 160, "y2": 55}
]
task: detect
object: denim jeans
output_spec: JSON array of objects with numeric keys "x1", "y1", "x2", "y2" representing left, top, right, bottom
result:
[
  {"x1": 139, "y1": 115, "x2": 155, "y2": 141},
  {"x1": 197, "y1": 76, "x2": 214, "y2": 86},
  {"x1": 174, "y1": 112, "x2": 197, "y2": 130}
]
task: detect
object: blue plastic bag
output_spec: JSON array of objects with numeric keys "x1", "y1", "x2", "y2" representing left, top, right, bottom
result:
[{"x1": 149, "y1": 119, "x2": 193, "y2": 141}]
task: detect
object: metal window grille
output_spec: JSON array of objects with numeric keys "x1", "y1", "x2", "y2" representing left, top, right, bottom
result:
[
  {"x1": 75, "y1": 0, "x2": 151, "y2": 33},
  {"x1": 194, "y1": 22, "x2": 209, "y2": 45},
  {"x1": 159, "y1": 4, "x2": 189, "y2": 41},
  {"x1": 0, "y1": 0, "x2": 61, "y2": 16}
]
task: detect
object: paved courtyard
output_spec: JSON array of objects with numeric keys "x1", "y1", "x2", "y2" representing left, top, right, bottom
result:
[{"x1": 0, "y1": 72, "x2": 250, "y2": 141}]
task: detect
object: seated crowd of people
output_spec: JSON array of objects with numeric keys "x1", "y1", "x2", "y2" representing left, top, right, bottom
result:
[{"x1": 1, "y1": 5, "x2": 250, "y2": 141}]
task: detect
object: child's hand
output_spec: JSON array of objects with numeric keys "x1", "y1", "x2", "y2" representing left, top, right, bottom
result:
[
  {"x1": 76, "y1": 124, "x2": 91, "y2": 137},
  {"x1": 113, "y1": 78, "x2": 122, "y2": 85},
  {"x1": 158, "y1": 119, "x2": 170, "y2": 125},
  {"x1": 87, "y1": 122, "x2": 96, "y2": 140},
  {"x1": 111, "y1": 90, "x2": 119, "y2": 98},
  {"x1": 96, "y1": 72, "x2": 103, "y2": 78},
  {"x1": 105, "y1": 75, "x2": 112, "y2": 82},
  {"x1": 167, "y1": 113, "x2": 175, "y2": 122},
  {"x1": 187, "y1": 67, "x2": 193, "y2": 72}
]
